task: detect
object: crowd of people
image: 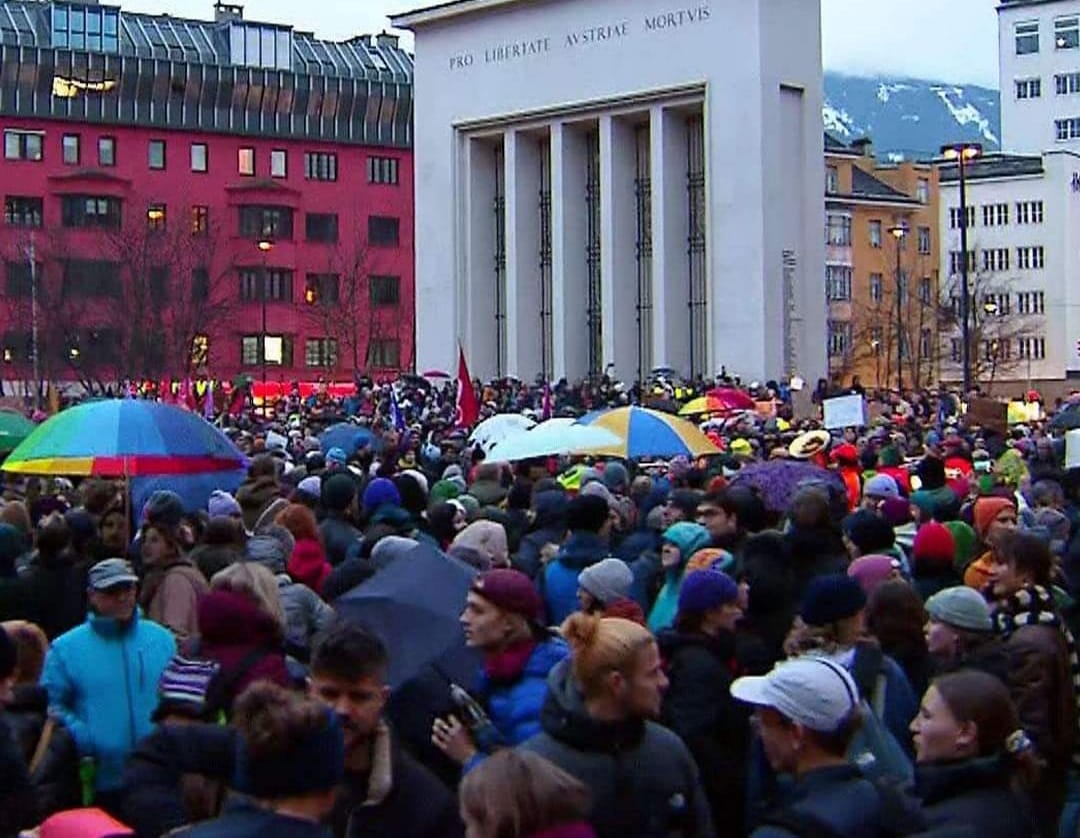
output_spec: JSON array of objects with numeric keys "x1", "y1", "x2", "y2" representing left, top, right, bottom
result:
[{"x1": 0, "y1": 372, "x2": 1079, "y2": 837}]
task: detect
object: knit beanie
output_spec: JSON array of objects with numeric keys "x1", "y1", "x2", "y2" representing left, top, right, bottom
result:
[
  {"x1": 601, "y1": 462, "x2": 630, "y2": 493},
  {"x1": 678, "y1": 569, "x2": 739, "y2": 614},
  {"x1": 207, "y1": 490, "x2": 242, "y2": 519},
  {"x1": 321, "y1": 473, "x2": 357, "y2": 513},
  {"x1": 296, "y1": 476, "x2": 322, "y2": 500},
  {"x1": 581, "y1": 481, "x2": 616, "y2": 510},
  {"x1": 662, "y1": 522, "x2": 713, "y2": 563},
  {"x1": 144, "y1": 490, "x2": 185, "y2": 530},
  {"x1": 972, "y1": 496, "x2": 1015, "y2": 541},
  {"x1": 847, "y1": 555, "x2": 899, "y2": 596},
  {"x1": 566, "y1": 494, "x2": 611, "y2": 533},
  {"x1": 430, "y1": 479, "x2": 462, "y2": 505},
  {"x1": 470, "y1": 569, "x2": 543, "y2": 621},
  {"x1": 362, "y1": 477, "x2": 401, "y2": 513},
  {"x1": 667, "y1": 489, "x2": 702, "y2": 520},
  {"x1": 578, "y1": 558, "x2": 634, "y2": 606},
  {"x1": 913, "y1": 522, "x2": 956, "y2": 568},
  {"x1": 880, "y1": 496, "x2": 912, "y2": 527},
  {"x1": 326, "y1": 447, "x2": 348, "y2": 467},
  {"x1": 842, "y1": 510, "x2": 895, "y2": 554},
  {"x1": 801, "y1": 573, "x2": 867, "y2": 626},
  {"x1": 925, "y1": 586, "x2": 993, "y2": 632},
  {"x1": 863, "y1": 474, "x2": 900, "y2": 500},
  {"x1": 944, "y1": 520, "x2": 977, "y2": 574}
]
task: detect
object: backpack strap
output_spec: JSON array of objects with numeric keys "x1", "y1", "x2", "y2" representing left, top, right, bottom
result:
[
  {"x1": 850, "y1": 641, "x2": 884, "y2": 703},
  {"x1": 29, "y1": 717, "x2": 56, "y2": 775},
  {"x1": 205, "y1": 647, "x2": 274, "y2": 717}
]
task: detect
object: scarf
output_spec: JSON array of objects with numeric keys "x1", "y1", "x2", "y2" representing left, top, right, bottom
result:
[
  {"x1": 483, "y1": 640, "x2": 536, "y2": 684},
  {"x1": 993, "y1": 584, "x2": 1080, "y2": 766}
]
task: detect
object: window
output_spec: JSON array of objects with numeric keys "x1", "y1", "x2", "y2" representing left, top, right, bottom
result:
[
  {"x1": 98, "y1": 136, "x2": 115, "y2": 166},
  {"x1": 238, "y1": 268, "x2": 293, "y2": 302},
  {"x1": 920, "y1": 329, "x2": 932, "y2": 360},
  {"x1": 1033, "y1": 245, "x2": 1045, "y2": 268},
  {"x1": 827, "y1": 321, "x2": 851, "y2": 357},
  {"x1": 239, "y1": 205, "x2": 293, "y2": 240},
  {"x1": 869, "y1": 220, "x2": 882, "y2": 248},
  {"x1": 368, "y1": 216, "x2": 400, "y2": 247},
  {"x1": 1016, "y1": 20, "x2": 1040, "y2": 54},
  {"x1": 304, "y1": 273, "x2": 340, "y2": 304},
  {"x1": 61, "y1": 195, "x2": 121, "y2": 229},
  {"x1": 982, "y1": 205, "x2": 993, "y2": 226},
  {"x1": 1017, "y1": 246, "x2": 1045, "y2": 269},
  {"x1": 148, "y1": 140, "x2": 166, "y2": 170},
  {"x1": 62, "y1": 134, "x2": 80, "y2": 165},
  {"x1": 51, "y1": 4, "x2": 119, "y2": 52},
  {"x1": 1058, "y1": 72, "x2": 1080, "y2": 94},
  {"x1": 1016, "y1": 78, "x2": 1042, "y2": 98},
  {"x1": 238, "y1": 147, "x2": 255, "y2": 176},
  {"x1": 1017, "y1": 291, "x2": 1046, "y2": 314},
  {"x1": 869, "y1": 273, "x2": 883, "y2": 302},
  {"x1": 228, "y1": 23, "x2": 293, "y2": 71},
  {"x1": 190, "y1": 143, "x2": 208, "y2": 173},
  {"x1": 304, "y1": 152, "x2": 338, "y2": 181},
  {"x1": 270, "y1": 149, "x2": 287, "y2": 178},
  {"x1": 369, "y1": 274, "x2": 400, "y2": 306},
  {"x1": 919, "y1": 278, "x2": 932, "y2": 305},
  {"x1": 190, "y1": 334, "x2": 209, "y2": 367},
  {"x1": 1016, "y1": 200, "x2": 1044, "y2": 223},
  {"x1": 916, "y1": 178, "x2": 929, "y2": 204},
  {"x1": 825, "y1": 265, "x2": 852, "y2": 301},
  {"x1": 191, "y1": 268, "x2": 210, "y2": 301},
  {"x1": 62, "y1": 260, "x2": 120, "y2": 297},
  {"x1": 4, "y1": 130, "x2": 43, "y2": 161},
  {"x1": 949, "y1": 250, "x2": 976, "y2": 274},
  {"x1": 825, "y1": 165, "x2": 839, "y2": 194},
  {"x1": 305, "y1": 213, "x2": 339, "y2": 243},
  {"x1": 366, "y1": 339, "x2": 400, "y2": 368},
  {"x1": 191, "y1": 205, "x2": 209, "y2": 235},
  {"x1": 1018, "y1": 336, "x2": 1047, "y2": 360},
  {"x1": 149, "y1": 266, "x2": 169, "y2": 301},
  {"x1": 4, "y1": 261, "x2": 38, "y2": 297},
  {"x1": 241, "y1": 335, "x2": 293, "y2": 367},
  {"x1": 825, "y1": 214, "x2": 852, "y2": 246},
  {"x1": 950, "y1": 338, "x2": 962, "y2": 363},
  {"x1": 305, "y1": 338, "x2": 338, "y2": 367},
  {"x1": 146, "y1": 203, "x2": 167, "y2": 231},
  {"x1": 1057, "y1": 16, "x2": 1080, "y2": 49},
  {"x1": 918, "y1": 226, "x2": 931, "y2": 254},
  {"x1": 1056, "y1": 117, "x2": 1080, "y2": 140},
  {"x1": 948, "y1": 206, "x2": 976, "y2": 229},
  {"x1": 5, "y1": 196, "x2": 42, "y2": 228},
  {"x1": 367, "y1": 156, "x2": 400, "y2": 185}
]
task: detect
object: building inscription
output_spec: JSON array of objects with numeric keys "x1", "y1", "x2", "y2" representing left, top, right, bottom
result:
[{"x1": 448, "y1": 5, "x2": 711, "y2": 72}]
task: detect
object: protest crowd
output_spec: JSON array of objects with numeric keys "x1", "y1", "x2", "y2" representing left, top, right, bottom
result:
[{"x1": 2, "y1": 368, "x2": 1080, "y2": 837}]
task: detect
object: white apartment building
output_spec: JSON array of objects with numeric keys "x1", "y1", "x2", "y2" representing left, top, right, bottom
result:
[
  {"x1": 939, "y1": 150, "x2": 1080, "y2": 392},
  {"x1": 392, "y1": 0, "x2": 826, "y2": 385},
  {"x1": 1000, "y1": 0, "x2": 1080, "y2": 155}
]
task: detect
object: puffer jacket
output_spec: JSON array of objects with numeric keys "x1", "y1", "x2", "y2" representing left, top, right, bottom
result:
[
  {"x1": 5, "y1": 684, "x2": 79, "y2": 820},
  {"x1": 915, "y1": 756, "x2": 1032, "y2": 838},
  {"x1": 320, "y1": 514, "x2": 363, "y2": 567},
  {"x1": 41, "y1": 608, "x2": 176, "y2": 792},
  {"x1": 521, "y1": 660, "x2": 714, "y2": 838},
  {"x1": 275, "y1": 573, "x2": 335, "y2": 651},
  {"x1": 514, "y1": 490, "x2": 568, "y2": 580},
  {"x1": 236, "y1": 475, "x2": 282, "y2": 534},
  {"x1": 751, "y1": 764, "x2": 893, "y2": 838},
  {"x1": 476, "y1": 637, "x2": 569, "y2": 747},
  {"x1": 543, "y1": 532, "x2": 609, "y2": 625}
]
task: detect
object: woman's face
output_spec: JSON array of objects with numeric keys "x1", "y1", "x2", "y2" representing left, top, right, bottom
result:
[
  {"x1": 141, "y1": 527, "x2": 173, "y2": 566},
  {"x1": 452, "y1": 509, "x2": 467, "y2": 532},
  {"x1": 924, "y1": 619, "x2": 960, "y2": 663},
  {"x1": 661, "y1": 543, "x2": 681, "y2": 569},
  {"x1": 986, "y1": 507, "x2": 1017, "y2": 548},
  {"x1": 910, "y1": 685, "x2": 973, "y2": 764},
  {"x1": 100, "y1": 513, "x2": 126, "y2": 551}
]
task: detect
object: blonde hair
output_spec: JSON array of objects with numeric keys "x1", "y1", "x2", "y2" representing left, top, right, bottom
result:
[
  {"x1": 560, "y1": 612, "x2": 654, "y2": 698},
  {"x1": 1, "y1": 620, "x2": 48, "y2": 685},
  {"x1": 459, "y1": 749, "x2": 591, "y2": 838},
  {"x1": 783, "y1": 615, "x2": 864, "y2": 658},
  {"x1": 211, "y1": 561, "x2": 286, "y2": 637}
]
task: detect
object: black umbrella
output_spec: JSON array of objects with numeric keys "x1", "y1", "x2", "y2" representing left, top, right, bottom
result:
[{"x1": 1050, "y1": 405, "x2": 1080, "y2": 432}]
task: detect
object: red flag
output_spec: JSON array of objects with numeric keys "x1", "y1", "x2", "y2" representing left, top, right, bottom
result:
[{"x1": 455, "y1": 344, "x2": 479, "y2": 429}]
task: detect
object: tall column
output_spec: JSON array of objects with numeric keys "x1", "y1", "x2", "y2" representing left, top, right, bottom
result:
[
  {"x1": 463, "y1": 137, "x2": 499, "y2": 380},
  {"x1": 650, "y1": 105, "x2": 691, "y2": 376},
  {"x1": 505, "y1": 130, "x2": 543, "y2": 379},
  {"x1": 599, "y1": 115, "x2": 638, "y2": 383},
  {"x1": 551, "y1": 122, "x2": 589, "y2": 382}
]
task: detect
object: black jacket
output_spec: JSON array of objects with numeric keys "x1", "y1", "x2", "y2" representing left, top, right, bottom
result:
[
  {"x1": 915, "y1": 756, "x2": 1033, "y2": 838},
  {"x1": 0, "y1": 711, "x2": 35, "y2": 838},
  {"x1": 172, "y1": 797, "x2": 330, "y2": 838},
  {"x1": 5, "y1": 685, "x2": 79, "y2": 820},
  {"x1": 319, "y1": 514, "x2": 363, "y2": 567}
]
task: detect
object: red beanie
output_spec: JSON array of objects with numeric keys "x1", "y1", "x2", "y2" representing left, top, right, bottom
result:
[
  {"x1": 972, "y1": 497, "x2": 1015, "y2": 541},
  {"x1": 471, "y1": 569, "x2": 543, "y2": 621},
  {"x1": 912, "y1": 522, "x2": 955, "y2": 567}
]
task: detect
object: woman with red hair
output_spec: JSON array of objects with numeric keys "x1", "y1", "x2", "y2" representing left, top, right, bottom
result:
[{"x1": 275, "y1": 504, "x2": 331, "y2": 594}]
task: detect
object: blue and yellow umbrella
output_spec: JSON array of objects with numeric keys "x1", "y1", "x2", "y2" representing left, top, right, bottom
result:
[{"x1": 580, "y1": 406, "x2": 720, "y2": 459}]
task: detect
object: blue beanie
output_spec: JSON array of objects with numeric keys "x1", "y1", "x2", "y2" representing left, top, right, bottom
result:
[
  {"x1": 363, "y1": 477, "x2": 401, "y2": 513},
  {"x1": 662, "y1": 522, "x2": 712, "y2": 563},
  {"x1": 678, "y1": 569, "x2": 739, "y2": 614},
  {"x1": 326, "y1": 447, "x2": 348, "y2": 467},
  {"x1": 800, "y1": 573, "x2": 867, "y2": 626}
]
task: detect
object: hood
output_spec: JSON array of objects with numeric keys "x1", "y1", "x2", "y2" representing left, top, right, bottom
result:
[
  {"x1": 197, "y1": 589, "x2": 280, "y2": 646},
  {"x1": 539, "y1": 659, "x2": 646, "y2": 752},
  {"x1": 369, "y1": 535, "x2": 418, "y2": 571},
  {"x1": 661, "y1": 522, "x2": 711, "y2": 564},
  {"x1": 556, "y1": 531, "x2": 609, "y2": 571},
  {"x1": 532, "y1": 490, "x2": 568, "y2": 530}
]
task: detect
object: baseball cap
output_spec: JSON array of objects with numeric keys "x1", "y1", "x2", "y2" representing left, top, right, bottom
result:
[
  {"x1": 730, "y1": 656, "x2": 859, "y2": 732},
  {"x1": 88, "y1": 558, "x2": 139, "y2": 591}
]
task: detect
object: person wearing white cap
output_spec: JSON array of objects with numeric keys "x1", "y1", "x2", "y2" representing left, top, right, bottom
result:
[{"x1": 731, "y1": 657, "x2": 910, "y2": 836}]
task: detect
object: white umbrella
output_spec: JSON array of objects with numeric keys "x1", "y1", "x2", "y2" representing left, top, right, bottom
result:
[
  {"x1": 486, "y1": 418, "x2": 622, "y2": 462},
  {"x1": 469, "y1": 413, "x2": 537, "y2": 453}
]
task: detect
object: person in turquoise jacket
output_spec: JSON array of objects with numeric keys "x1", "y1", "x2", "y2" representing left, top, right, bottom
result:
[
  {"x1": 647, "y1": 522, "x2": 713, "y2": 632},
  {"x1": 41, "y1": 558, "x2": 175, "y2": 809}
]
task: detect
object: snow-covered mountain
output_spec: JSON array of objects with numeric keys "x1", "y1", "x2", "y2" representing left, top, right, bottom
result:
[{"x1": 824, "y1": 71, "x2": 1001, "y2": 161}]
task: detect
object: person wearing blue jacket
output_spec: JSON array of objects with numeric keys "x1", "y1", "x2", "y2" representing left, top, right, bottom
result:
[
  {"x1": 647, "y1": 522, "x2": 713, "y2": 632},
  {"x1": 542, "y1": 494, "x2": 612, "y2": 625},
  {"x1": 41, "y1": 558, "x2": 175, "y2": 811}
]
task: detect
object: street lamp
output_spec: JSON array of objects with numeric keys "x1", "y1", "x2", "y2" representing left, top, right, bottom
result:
[
  {"x1": 941, "y1": 141, "x2": 983, "y2": 394},
  {"x1": 888, "y1": 223, "x2": 908, "y2": 392},
  {"x1": 256, "y1": 238, "x2": 273, "y2": 418}
]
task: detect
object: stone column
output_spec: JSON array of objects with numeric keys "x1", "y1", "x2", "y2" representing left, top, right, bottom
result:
[
  {"x1": 550, "y1": 122, "x2": 589, "y2": 382},
  {"x1": 504, "y1": 129, "x2": 543, "y2": 379},
  {"x1": 599, "y1": 114, "x2": 639, "y2": 382}
]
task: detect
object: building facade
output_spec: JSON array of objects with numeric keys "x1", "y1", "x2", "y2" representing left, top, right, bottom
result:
[
  {"x1": 825, "y1": 136, "x2": 940, "y2": 390},
  {"x1": 999, "y1": 0, "x2": 1080, "y2": 155},
  {"x1": 0, "y1": 0, "x2": 414, "y2": 390},
  {"x1": 393, "y1": 0, "x2": 826, "y2": 385},
  {"x1": 937, "y1": 151, "x2": 1080, "y2": 394}
]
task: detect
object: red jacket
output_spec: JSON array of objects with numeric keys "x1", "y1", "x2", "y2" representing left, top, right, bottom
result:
[{"x1": 288, "y1": 538, "x2": 331, "y2": 594}]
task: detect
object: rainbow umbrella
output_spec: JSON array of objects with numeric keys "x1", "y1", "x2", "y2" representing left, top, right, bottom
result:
[
  {"x1": 580, "y1": 406, "x2": 720, "y2": 459},
  {"x1": 1, "y1": 400, "x2": 248, "y2": 477}
]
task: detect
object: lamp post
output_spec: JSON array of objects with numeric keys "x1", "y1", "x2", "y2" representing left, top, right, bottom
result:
[
  {"x1": 941, "y1": 142, "x2": 983, "y2": 394},
  {"x1": 257, "y1": 238, "x2": 273, "y2": 418},
  {"x1": 888, "y1": 224, "x2": 908, "y2": 392}
]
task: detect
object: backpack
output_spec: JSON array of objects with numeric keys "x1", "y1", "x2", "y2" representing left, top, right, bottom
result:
[{"x1": 845, "y1": 643, "x2": 914, "y2": 785}]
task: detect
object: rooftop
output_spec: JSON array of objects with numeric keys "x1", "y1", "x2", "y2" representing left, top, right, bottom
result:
[
  {"x1": 391, "y1": 0, "x2": 523, "y2": 29},
  {"x1": 939, "y1": 153, "x2": 1044, "y2": 183}
]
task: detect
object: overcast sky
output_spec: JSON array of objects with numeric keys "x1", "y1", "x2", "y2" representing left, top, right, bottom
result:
[{"x1": 119, "y1": 0, "x2": 1002, "y2": 88}]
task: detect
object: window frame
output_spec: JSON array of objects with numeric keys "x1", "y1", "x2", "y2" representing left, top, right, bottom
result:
[
  {"x1": 62, "y1": 133, "x2": 80, "y2": 165},
  {"x1": 270, "y1": 149, "x2": 287, "y2": 178},
  {"x1": 1016, "y1": 20, "x2": 1040, "y2": 55},
  {"x1": 190, "y1": 142, "x2": 208, "y2": 173},
  {"x1": 238, "y1": 147, "x2": 255, "y2": 177},
  {"x1": 98, "y1": 136, "x2": 116, "y2": 167},
  {"x1": 1056, "y1": 15, "x2": 1079, "y2": 50},
  {"x1": 148, "y1": 139, "x2": 166, "y2": 171},
  {"x1": 4, "y1": 130, "x2": 44, "y2": 162},
  {"x1": 367, "y1": 215, "x2": 400, "y2": 248}
]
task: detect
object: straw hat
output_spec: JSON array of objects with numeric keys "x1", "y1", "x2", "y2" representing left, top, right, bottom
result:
[{"x1": 788, "y1": 430, "x2": 831, "y2": 460}]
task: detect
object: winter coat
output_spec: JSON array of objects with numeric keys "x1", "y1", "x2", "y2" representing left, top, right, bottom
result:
[
  {"x1": 514, "y1": 491, "x2": 569, "y2": 580},
  {"x1": 142, "y1": 558, "x2": 209, "y2": 641},
  {"x1": 322, "y1": 557, "x2": 376, "y2": 602},
  {"x1": 543, "y1": 532, "x2": 609, "y2": 625},
  {"x1": 236, "y1": 475, "x2": 282, "y2": 534},
  {"x1": 915, "y1": 756, "x2": 1032, "y2": 838},
  {"x1": 5, "y1": 685, "x2": 79, "y2": 820},
  {"x1": 288, "y1": 538, "x2": 331, "y2": 593},
  {"x1": 477, "y1": 638, "x2": 570, "y2": 747},
  {"x1": 320, "y1": 514, "x2": 363, "y2": 567},
  {"x1": 0, "y1": 711, "x2": 35, "y2": 838},
  {"x1": 521, "y1": 659, "x2": 714, "y2": 838},
  {"x1": 41, "y1": 608, "x2": 176, "y2": 792},
  {"x1": 276, "y1": 573, "x2": 335, "y2": 650},
  {"x1": 17, "y1": 555, "x2": 88, "y2": 639},
  {"x1": 750, "y1": 764, "x2": 893, "y2": 838},
  {"x1": 784, "y1": 527, "x2": 849, "y2": 602},
  {"x1": 172, "y1": 796, "x2": 330, "y2": 838},
  {"x1": 657, "y1": 630, "x2": 752, "y2": 838}
]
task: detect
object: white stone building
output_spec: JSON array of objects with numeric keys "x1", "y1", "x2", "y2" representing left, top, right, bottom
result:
[{"x1": 392, "y1": 0, "x2": 826, "y2": 384}]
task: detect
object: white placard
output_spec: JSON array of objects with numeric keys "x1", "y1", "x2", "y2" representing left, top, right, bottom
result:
[
  {"x1": 1067, "y1": 430, "x2": 1080, "y2": 469},
  {"x1": 823, "y1": 394, "x2": 866, "y2": 430}
]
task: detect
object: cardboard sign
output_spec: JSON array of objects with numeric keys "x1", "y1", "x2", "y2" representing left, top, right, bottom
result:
[
  {"x1": 823, "y1": 394, "x2": 866, "y2": 430},
  {"x1": 965, "y1": 397, "x2": 1008, "y2": 434},
  {"x1": 1067, "y1": 430, "x2": 1080, "y2": 470},
  {"x1": 791, "y1": 388, "x2": 816, "y2": 422}
]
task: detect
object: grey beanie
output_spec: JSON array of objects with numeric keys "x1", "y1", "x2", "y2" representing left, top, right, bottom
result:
[
  {"x1": 925, "y1": 586, "x2": 993, "y2": 633},
  {"x1": 578, "y1": 558, "x2": 633, "y2": 606},
  {"x1": 244, "y1": 526, "x2": 294, "y2": 574}
]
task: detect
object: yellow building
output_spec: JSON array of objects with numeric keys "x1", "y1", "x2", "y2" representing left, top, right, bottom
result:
[{"x1": 825, "y1": 136, "x2": 940, "y2": 390}]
